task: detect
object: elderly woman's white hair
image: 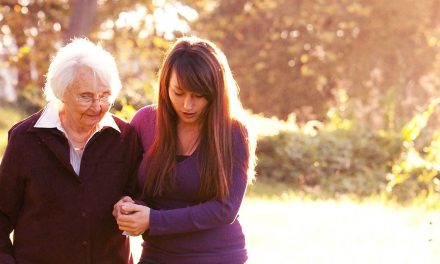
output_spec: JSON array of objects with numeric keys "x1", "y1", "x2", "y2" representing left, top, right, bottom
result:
[{"x1": 44, "y1": 38, "x2": 122, "y2": 102}]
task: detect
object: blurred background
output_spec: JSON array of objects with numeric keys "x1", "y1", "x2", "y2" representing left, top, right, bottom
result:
[{"x1": 1, "y1": 0, "x2": 440, "y2": 263}]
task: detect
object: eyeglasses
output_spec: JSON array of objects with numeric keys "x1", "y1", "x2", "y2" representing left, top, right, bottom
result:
[{"x1": 75, "y1": 94, "x2": 112, "y2": 106}]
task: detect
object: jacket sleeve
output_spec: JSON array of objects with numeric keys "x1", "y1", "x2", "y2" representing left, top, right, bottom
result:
[
  {"x1": 122, "y1": 126, "x2": 143, "y2": 198},
  {"x1": 129, "y1": 105, "x2": 157, "y2": 200},
  {"x1": 0, "y1": 131, "x2": 25, "y2": 263},
  {"x1": 147, "y1": 128, "x2": 250, "y2": 236}
]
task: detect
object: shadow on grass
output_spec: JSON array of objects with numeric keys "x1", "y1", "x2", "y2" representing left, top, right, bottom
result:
[
  {"x1": 247, "y1": 179, "x2": 440, "y2": 210},
  {"x1": 245, "y1": 179, "x2": 360, "y2": 202},
  {"x1": 246, "y1": 179, "x2": 302, "y2": 200}
]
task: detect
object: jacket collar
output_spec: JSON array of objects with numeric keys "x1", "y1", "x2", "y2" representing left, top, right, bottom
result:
[{"x1": 34, "y1": 101, "x2": 121, "y2": 133}]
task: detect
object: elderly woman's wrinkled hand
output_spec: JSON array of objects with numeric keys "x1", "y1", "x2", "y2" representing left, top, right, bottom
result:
[
  {"x1": 112, "y1": 196, "x2": 135, "y2": 219},
  {"x1": 116, "y1": 203, "x2": 151, "y2": 236}
]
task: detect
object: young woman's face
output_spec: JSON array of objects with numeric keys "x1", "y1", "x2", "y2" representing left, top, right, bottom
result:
[{"x1": 168, "y1": 70, "x2": 208, "y2": 127}]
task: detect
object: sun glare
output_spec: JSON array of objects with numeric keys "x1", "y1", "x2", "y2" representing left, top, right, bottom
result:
[
  {"x1": 153, "y1": 2, "x2": 198, "y2": 39},
  {"x1": 103, "y1": 2, "x2": 198, "y2": 41}
]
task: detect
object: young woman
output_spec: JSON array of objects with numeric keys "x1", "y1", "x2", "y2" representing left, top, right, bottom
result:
[{"x1": 114, "y1": 36, "x2": 256, "y2": 264}]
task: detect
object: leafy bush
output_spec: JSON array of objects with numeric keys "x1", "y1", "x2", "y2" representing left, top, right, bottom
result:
[
  {"x1": 255, "y1": 98, "x2": 440, "y2": 203},
  {"x1": 386, "y1": 99, "x2": 440, "y2": 203},
  {"x1": 256, "y1": 126, "x2": 402, "y2": 197}
]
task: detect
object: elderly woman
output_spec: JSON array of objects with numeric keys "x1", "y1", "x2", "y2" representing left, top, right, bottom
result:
[{"x1": 0, "y1": 39, "x2": 141, "y2": 264}]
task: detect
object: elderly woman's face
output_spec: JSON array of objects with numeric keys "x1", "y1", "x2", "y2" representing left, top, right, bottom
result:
[{"x1": 62, "y1": 67, "x2": 112, "y2": 130}]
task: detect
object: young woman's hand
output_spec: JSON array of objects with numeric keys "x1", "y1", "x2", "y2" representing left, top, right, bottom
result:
[{"x1": 116, "y1": 203, "x2": 151, "y2": 236}]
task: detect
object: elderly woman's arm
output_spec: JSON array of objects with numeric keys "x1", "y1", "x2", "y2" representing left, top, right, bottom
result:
[{"x1": 0, "y1": 132, "x2": 24, "y2": 264}]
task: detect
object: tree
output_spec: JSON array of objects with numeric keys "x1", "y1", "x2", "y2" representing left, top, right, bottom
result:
[
  {"x1": 192, "y1": 0, "x2": 440, "y2": 124},
  {"x1": 2, "y1": 0, "x2": 440, "y2": 127},
  {"x1": 63, "y1": 0, "x2": 97, "y2": 43},
  {"x1": 0, "y1": 0, "x2": 195, "y2": 111}
]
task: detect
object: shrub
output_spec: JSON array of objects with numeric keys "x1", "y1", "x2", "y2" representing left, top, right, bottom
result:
[
  {"x1": 386, "y1": 99, "x2": 440, "y2": 203},
  {"x1": 254, "y1": 98, "x2": 440, "y2": 203},
  {"x1": 256, "y1": 126, "x2": 402, "y2": 197}
]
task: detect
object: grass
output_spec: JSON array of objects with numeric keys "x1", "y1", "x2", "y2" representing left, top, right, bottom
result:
[{"x1": 128, "y1": 181, "x2": 440, "y2": 264}]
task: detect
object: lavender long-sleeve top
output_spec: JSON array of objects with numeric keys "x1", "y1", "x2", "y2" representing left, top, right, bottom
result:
[{"x1": 130, "y1": 105, "x2": 249, "y2": 264}]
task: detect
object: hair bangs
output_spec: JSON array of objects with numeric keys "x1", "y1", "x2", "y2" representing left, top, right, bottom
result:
[{"x1": 172, "y1": 51, "x2": 215, "y2": 101}]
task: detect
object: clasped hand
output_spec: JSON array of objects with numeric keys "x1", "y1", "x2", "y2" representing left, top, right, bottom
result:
[{"x1": 112, "y1": 196, "x2": 151, "y2": 236}]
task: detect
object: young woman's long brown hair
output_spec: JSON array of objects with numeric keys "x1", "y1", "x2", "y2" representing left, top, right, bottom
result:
[{"x1": 144, "y1": 36, "x2": 255, "y2": 202}]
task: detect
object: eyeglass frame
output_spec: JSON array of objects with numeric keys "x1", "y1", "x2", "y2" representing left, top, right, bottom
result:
[{"x1": 69, "y1": 91, "x2": 113, "y2": 107}]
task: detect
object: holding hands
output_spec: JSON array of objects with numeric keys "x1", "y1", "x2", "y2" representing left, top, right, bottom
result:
[{"x1": 113, "y1": 196, "x2": 151, "y2": 236}]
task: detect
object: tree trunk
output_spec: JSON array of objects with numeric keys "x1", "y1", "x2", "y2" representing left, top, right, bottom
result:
[
  {"x1": 431, "y1": 0, "x2": 440, "y2": 27},
  {"x1": 63, "y1": 0, "x2": 98, "y2": 43}
]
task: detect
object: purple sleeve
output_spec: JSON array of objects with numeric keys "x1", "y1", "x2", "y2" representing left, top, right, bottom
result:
[
  {"x1": 122, "y1": 124, "x2": 144, "y2": 198},
  {"x1": 148, "y1": 126, "x2": 250, "y2": 236},
  {"x1": 130, "y1": 105, "x2": 156, "y2": 153},
  {"x1": 0, "y1": 131, "x2": 23, "y2": 263}
]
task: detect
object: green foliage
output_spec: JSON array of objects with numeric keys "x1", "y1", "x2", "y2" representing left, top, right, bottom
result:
[
  {"x1": 112, "y1": 103, "x2": 137, "y2": 122},
  {"x1": 15, "y1": 83, "x2": 47, "y2": 113},
  {"x1": 3, "y1": 0, "x2": 440, "y2": 125},
  {"x1": 387, "y1": 99, "x2": 440, "y2": 202},
  {"x1": 193, "y1": 0, "x2": 440, "y2": 122},
  {"x1": 255, "y1": 98, "x2": 440, "y2": 203},
  {"x1": 0, "y1": 0, "x2": 184, "y2": 112},
  {"x1": 256, "y1": 122, "x2": 402, "y2": 198},
  {"x1": 0, "y1": 104, "x2": 25, "y2": 159}
]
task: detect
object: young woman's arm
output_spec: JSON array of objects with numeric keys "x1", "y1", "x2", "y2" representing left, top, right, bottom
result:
[
  {"x1": 117, "y1": 127, "x2": 250, "y2": 236},
  {"x1": 147, "y1": 157, "x2": 248, "y2": 236},
  {"x1": 116, "y1": 160, "x2": 247, "y2": 236}
]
